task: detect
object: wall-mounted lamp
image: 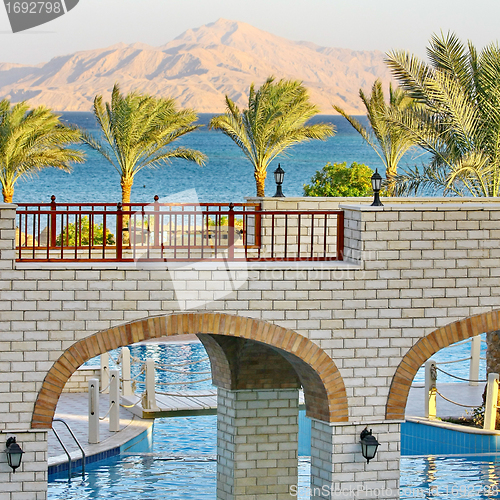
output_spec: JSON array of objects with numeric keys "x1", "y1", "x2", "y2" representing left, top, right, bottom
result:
[
  {"x1": 370, "y1": 169, "x2": 383, "y2": 207},
  {"x1": 360, "y1": 428, "x2": 379, "y2": 464},
  {"x1": 5, "y1": 437, "x2": 24, "y2": 473},
  {"x1": 274, "y1": 164, "x2": 285, "y2": 197}
]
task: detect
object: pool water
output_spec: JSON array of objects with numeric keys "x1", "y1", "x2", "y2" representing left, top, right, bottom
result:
[
  {"x1": 48, "y1": 415, "x2": 500, "y2": 500},
  {"x1": 49, "y1": 337, "x2": 492, "y2": 499}
]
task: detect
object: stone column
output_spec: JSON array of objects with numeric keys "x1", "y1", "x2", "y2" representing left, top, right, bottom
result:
[
  {"x1": 217, "y1": 387, "x2": 299, "y2": 500},
  {"x1": 310, "y1": 420, "x2": 401, "y2": 500}
]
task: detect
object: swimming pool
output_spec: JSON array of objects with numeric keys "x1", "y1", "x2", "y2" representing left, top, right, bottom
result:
[
  {"x1": 49, "y1": 338, "x2": 492, "y2": 499},
  {"x1": 48, "y1": 415, "x2": 500, "y2": 500}
]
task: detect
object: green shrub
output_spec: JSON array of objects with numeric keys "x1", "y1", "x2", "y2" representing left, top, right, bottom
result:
[
  {"x1": 303, "y1": 162, "x2": 373, "y2": 197},
  {"x1": 56, "y1": 216, "x2": 115, "y2": 246}
]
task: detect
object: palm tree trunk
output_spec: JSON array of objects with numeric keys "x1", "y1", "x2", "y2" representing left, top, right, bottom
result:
[
  {"x1": 121, "y1": 176, "x2": 134, "y2": 206},
  {"x1": 2, "y1": 185, "x2": 14, "y2": 203},
  {"x1": 121, "y1": 176, "x2": 134, "y2": 244},
  {"x1": 385, "y1": 163, "x2": 398, "y2": 196},
  {"x1": 487, "y1": 331, "x2": 500, "y2": 375},
  {"x1": 255, "y1": 170, "x2": 266, "y2": 197}
]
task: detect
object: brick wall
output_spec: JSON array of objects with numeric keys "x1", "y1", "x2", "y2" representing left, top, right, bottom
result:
[
  {"x1": 310, "y1": 419, "x2": 400, "y2": 499},
  {"x1": 2, "y1": 198, "x2": 500, "y2": 498},
  {"x1": 61, "y1": 367, "x2": 100, "y2": 393},
  {"x1": 217, "y1": 388, "x2": 299, "y2": 499}
]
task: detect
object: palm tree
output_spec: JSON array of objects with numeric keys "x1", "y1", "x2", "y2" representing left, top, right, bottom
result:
[
  {"x1": 333, "y1": 80, "x2": 417, "y2": 194},
  {"x1": 209, "y1": 77, "x2": 335, "y2": 197},
  {"x1": 81, "y1": 84, "x2": 206, "y2": 206},
  {"x1": 386, "y1": 32, "x2": 500, "y2": 390},
  {"x1": 0, "y1": 99, "x2": 84, "y2": 203},
  {"x1": 385, "y1": 32, "x2": 500, "y2": 197}
]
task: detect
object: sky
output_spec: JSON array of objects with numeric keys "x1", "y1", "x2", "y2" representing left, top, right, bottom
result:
[{"x1": 0, "y1": 0, "x2": 499, "y2": 65}]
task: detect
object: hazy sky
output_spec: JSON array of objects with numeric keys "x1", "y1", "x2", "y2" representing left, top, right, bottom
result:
[{"x1": 0, "y1": 0, "x2": 498, "y2": 65}]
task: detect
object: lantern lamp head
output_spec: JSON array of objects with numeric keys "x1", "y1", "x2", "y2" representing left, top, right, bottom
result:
[
  {"x1": 273, "y1": 164, "x2": 285, "y2": 197},
  {"x1": 360, "y1": 428, "x2": 379, "y2": 464},
  {"x1": 370, "y1": 169, "x2": 383, "y2": 207},
  {"x1": 5, "y1": 437, "x2": 24, "y2": 473}
]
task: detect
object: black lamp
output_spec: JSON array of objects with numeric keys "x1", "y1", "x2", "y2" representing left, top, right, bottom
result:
[
  {"x1": 371, "y1": 169, "x2": 383, "y2": 207},
  {"x1": 274, "y1": 164, "x2": 285, "y2": 197},
  {"x1": 360, "y1": 428, "x2": 379, "y2": 464},
  {"x1": 5, "y1": 437, "x2": 24, "y2": 473}
]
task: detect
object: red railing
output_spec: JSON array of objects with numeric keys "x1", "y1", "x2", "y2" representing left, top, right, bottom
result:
[{"x1": 15, "y1": 196, "x2": 344, "y2": 262}]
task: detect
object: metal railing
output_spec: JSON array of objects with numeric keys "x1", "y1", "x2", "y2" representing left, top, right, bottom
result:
[
  {"x1": 15, "y1": 196, "x2": 344, "y2": 262},
  {"x1": 51, "y1": 418, "x2": 86, "y2": 481}
]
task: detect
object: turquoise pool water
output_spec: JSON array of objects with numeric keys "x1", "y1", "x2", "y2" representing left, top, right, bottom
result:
[
  {"x1": 49, "y1": 339, "x2": 493, "y2": 499},
  {"x1": 48, "y1": 415, "x2": 500, "y2": 500}
]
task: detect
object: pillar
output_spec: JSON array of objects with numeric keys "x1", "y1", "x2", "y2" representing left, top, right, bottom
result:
[
  {"x1": 310, "y1": 420, "x2": 401, "y2": 500},
  {"x1": 217, "y1": 387, "x2": 299, "y2": 500}
]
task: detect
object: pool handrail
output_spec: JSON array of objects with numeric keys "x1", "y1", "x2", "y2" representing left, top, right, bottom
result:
[{"x1": 52, "y1": 418, "x2": 86, "y2": 480}]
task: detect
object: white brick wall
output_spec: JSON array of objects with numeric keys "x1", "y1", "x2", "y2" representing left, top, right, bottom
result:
[
  {"x1": 2, "y1": 199, "x2": 500, "y2": 498},
  {"x1": 0, "y1": 430, "x2": 47, "y2": 500},
  {"x1": 62, "y1": 367, "x2": 100, "y2": 393},
  {"x1": 310, "y1": 419, "x2": 400, "y2": 499},
  {"x1": 217, "y1": 388, "x2": 299, "y2": 499}
]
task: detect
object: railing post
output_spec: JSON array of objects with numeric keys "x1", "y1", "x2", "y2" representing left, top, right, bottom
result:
[
  {"x1": 153, "y1": 195, "x2": 160, "y2": 247},
  {"x1": 336, "y1": 211, "x2": 344, "y2": 261},
  {"x1": 50, "y1": 195, "x2": 57, "y2": 247},
  {"x1": 255, "y1": 204, "x2": 262, "y2": 248},
  {"x1": 121, "y1": 347, "x2": 133, "y2": 396},
  {"x1": 228, "y1": 202, "x2": 235, "y2": 260},
  {"x1": 100, "y1": 352, "x2": 109, "y2": 394},
  {"x1": 484, "y1": 373, "x2": 499, "y2": 430},
  {"x1": 88, "y1": 378, "x2": 100, "y2": 444},
  {"x1": 425, "y1": 360, "x2": 437, "y2": 419},
  {"x1": 469, "y1": 335, "x2": 481, "y2": 386},
  {"x1": 109, "y1": 369, "x2": 120, "y2": 432},
  {"x1": 116, "y1": 202, "x2": 123, "y2": 260},
  {"x1": 143, "y1": 359, "x2": 159, "y2": 411}
]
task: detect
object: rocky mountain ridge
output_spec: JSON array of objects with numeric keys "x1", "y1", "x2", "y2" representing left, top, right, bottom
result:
[{"x1": 0, "y1": 18, "x2": 394, "y2": 113}]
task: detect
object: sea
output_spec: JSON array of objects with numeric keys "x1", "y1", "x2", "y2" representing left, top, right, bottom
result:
[{"x1": 13, "y1": 112, "x2": 427, "y2": 204}]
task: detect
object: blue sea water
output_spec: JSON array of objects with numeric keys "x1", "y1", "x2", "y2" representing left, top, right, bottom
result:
[{"x1": 13, "y1": 113, "x2": 425, "y2": 204}]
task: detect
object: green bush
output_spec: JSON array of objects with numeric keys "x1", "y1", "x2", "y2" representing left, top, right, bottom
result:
[
  {"x1": 303, "y1": 162, "x2": 373, "y2": 197},
  {"x1": 56, "y1": 216, "x2": 115, "y2": 246}
]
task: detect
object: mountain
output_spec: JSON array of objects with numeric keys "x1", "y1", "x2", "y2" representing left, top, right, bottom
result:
[{"x1": 0, "y1": 19, "x2": 394, "y2": 114}]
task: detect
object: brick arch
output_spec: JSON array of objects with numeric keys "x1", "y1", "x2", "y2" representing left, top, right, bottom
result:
[
  {"x1": 386, "y1": 309, "x2": 500, "y2": 420},
  {"x1": 32, "y1": 313, "x2": 348, "y2": 428}
]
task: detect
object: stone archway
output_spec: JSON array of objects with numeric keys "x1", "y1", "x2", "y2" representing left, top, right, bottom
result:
[
  {"x1": 32, "y1": 312, "x2": 348, "y2": 428},
  {"x1": 386, "y1": 309, "x2": 500, "y2": 420}
]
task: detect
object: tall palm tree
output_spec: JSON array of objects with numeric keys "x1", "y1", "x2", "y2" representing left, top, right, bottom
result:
[
  {"x1": 385, "y1": 32, "x2": 500, "y2": 197},
  {"x1": 0, "y1": 99, "x2": 84, "y2": 202},
  {"x1": 209, "y1": 77, "x2": 335, "y2": 197},
  {"x1": 333, "y1": 80, "x2": 417, "y2": 194},
  {"x1": 386, "y1": 32, "x2": 500, "y2": 388},
  {"x1": 81, "y1": 84, "x2": 206, "y2": 206}
]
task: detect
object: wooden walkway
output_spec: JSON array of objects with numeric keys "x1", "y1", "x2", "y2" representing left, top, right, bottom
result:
[
  {"x1": 122, "y1": 390, "x2": 219, "y2": 418},
  {"x1": 122, "y1": 390, "x2": 306, "y2": 418}
]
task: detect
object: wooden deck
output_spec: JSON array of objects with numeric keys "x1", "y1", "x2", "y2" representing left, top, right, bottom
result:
[
  {"x1": 122, "y1": 390, "x2": 219, "y2": 418},
  {"x1": 122, "y1": 390, "x2": 306, "y2": 418}
]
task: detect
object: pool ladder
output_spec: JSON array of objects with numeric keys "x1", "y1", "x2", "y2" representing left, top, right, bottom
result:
[{"x1": 51, "y1": 418, "x2": 86, "y2": 480}]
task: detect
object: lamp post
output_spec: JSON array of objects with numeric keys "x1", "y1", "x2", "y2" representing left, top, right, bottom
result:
[
  {"x1": 360, "y1": 428, "x2": 379, "y2": 464},
  {"x1": 274, "y1": 164, "x2": 285, "y2": 197},
  {"x1": 5, "y1": 437, "x2": 24, "y2": 473},
  {"x1": 371, "y1": 169, "x2": 383, "y2": 206}
]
